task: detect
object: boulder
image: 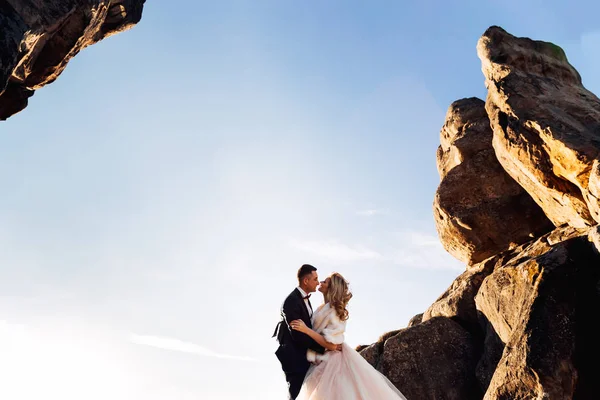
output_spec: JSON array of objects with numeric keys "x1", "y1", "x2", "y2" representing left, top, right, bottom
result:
[
  {"x1": 434, "y1": 97, "x2": 553, "y2": 265},
  {"x1": 360, "y1": 317, "x2": 482, "y2": 400}
]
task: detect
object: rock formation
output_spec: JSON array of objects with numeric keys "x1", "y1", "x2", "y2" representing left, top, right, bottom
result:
[
  {"x1": 434, "y1": 97, "x2": 554, "y2": 264},
  {"x1": 360, "y1": 26, "x2": 600, "y2": 400},
  {"x1": 480, "y1": 27, "x2": 600, "y2": 229},
  {"x1": 0, "y1": 0, "x2": 145, "y2": 120}
]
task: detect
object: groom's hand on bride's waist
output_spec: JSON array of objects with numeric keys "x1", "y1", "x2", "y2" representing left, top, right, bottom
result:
[{"x1": 328, "y1": 344, "x2": 342, "y2": 351}]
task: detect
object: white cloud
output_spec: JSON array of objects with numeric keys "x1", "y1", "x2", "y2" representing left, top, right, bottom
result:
[
  {"x1": 356, "y1": 208, "x2": 386, "y2": 217},
  {"x1": 388, "y1": 246, "x2": 463, "y2": 271},
  {"x1": 388, "y1": 231, "x2": 463, "y2": 271},
  {"x1": 405, "y1": 231, "x2": 443, "y2": 247},
  {"x1": 128, "y1": 334, "x2": 256, "y2": 362},
  {"x1": 288, "y1": 239, "x2": 384, "y2": 263},
  {"x1": 289, "y1": 231, "x2": 463, "y2": 271}
]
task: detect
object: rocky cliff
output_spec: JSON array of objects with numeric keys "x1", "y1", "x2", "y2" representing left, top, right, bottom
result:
[
  {"x1": 359, "y1": 26, "x2": 600, "y2": 400},
  {"x1": 0, "y1": 0, "x2": 145, "y2": 120}
]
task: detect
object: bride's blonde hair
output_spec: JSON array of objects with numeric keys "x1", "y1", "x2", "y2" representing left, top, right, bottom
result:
[{"x1": 325, "y1": 272, "x2": 352, "y2": 321}]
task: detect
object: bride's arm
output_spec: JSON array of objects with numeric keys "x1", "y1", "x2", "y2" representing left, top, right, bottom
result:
[{"x1": 290, "y1": 320, "x2": 340, "y2": 351}]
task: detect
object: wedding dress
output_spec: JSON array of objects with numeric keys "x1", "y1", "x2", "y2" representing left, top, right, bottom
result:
[{"x1": 297, "y1": 303, "x2": 407, "y2": 400}]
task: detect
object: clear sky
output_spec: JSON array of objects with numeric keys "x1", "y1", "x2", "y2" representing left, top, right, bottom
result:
[{"x1": 2, "y1": 1, "x2": 600, "y2": 399}]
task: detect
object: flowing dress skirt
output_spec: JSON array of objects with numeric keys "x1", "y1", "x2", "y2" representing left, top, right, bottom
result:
[{"x1": 297, "y1": 343, "x2": 407, "y2": 400}]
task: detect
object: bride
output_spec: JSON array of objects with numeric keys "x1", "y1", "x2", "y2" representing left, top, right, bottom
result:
[{"x1": 290, "y1": 272, "x2": 407, "y2": 400}]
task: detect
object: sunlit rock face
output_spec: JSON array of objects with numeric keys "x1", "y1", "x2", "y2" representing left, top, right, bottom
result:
[
  {"x1": 434, "y1": 96, "x2": 553, "y2": 265},
  {"x1": 0, "y1": 0, "x2": 145, "y2": 120},
  {"x1": 360, "y1": 26, "x2": 600, "y2": 400}
]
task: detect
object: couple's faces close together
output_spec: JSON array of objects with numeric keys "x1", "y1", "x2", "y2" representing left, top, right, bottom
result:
[{"x1": 303, "y1": 271, "x2": 330, "y2": 295}]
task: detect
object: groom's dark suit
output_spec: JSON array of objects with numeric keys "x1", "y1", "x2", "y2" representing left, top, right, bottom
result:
[{"x1": 273, "y1": 288, "x2": 325, "y2": 399}]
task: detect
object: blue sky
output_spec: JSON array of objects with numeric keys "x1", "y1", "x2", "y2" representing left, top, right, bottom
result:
[{"x1": 2, "y1": 1, "x2": 600, "y2": 399}]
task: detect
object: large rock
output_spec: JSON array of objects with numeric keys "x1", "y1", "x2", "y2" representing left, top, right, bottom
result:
[
  {"x1": 422, "y1": 225, "x2": 570, "y2": 332},
  {"x1": 356, "y1": 328, "x2": 403, "y2": 369},
  {"x1": 0, "y1": 0, "x2": 145, "y2": 120},
  {"x1": 434, "y1": 97, "x2": 553, "y2": 265},
  {"x1": 407, "y1": 313, "x2": 423, "y2": 327},
  {"x1": 363, "y1": 226, "x2": 600, "y2": 399},
  {"x1": 422, "y1": 252, "x2": 499, "y2": 330},
  {"x1": 476, "y1": 233, "x2": 600, "y2": 399},
  {"x1": 420, "y1": 236, "x2": 548, "y2": 324},
  {"x1": 475, "y1": 318, "x2": 505, "y2": 393},
  {"x1": 478, "y1": 26, "x2": 600, "y2": 228},
  {"x1": 362, "y1": 26, "x2": 600, "y2": 400},
  {"x1": 360, "y1": 317, "x2": 482, "y2": 400}
]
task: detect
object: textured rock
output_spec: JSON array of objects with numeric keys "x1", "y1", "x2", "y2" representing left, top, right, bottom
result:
[
  {"x1": 422, "y1": 252, "x2": 506, "y2": 330},
  {"x1": 476, "y1": 235, "x2": 600, "y2": 399},
  {"x1": 356, "y1": 341, "x2": 381, "y2": 367},
  {"x1": 475, "y1": 228, "x2": 581, "y2": 344},
  {"x1": 407, "y1": 313, "x2": 423, "y2": 327},
  {"x1": 362, "y1": 26, "x2": 600, "y2": 400},
  {"x1": 356, "y1": 328, "x2": 403, "y2": 367},
  {"x1": 475, "y1": 318, "x2": 505, "y2": 392},
  {"x1": 0, "y1": 0, "x2": 145, "y2": 120},
  {"x1": 436, "y1": 98, "x2": 491, "y2": 177},
  {"x1": 588, "y1": 225, "x2": 600, "y2": 252},
  {"x1": 365, "y1": 226, "x2": 600, "y2": 399},
  {"x1": 422, "y1": 226, "x2": 572, "y2": 339},
  {"x1": 360, "y1": 317, "x2": 482, "y2": 400},
  {"x1": 434, "y1": 97, "x2": 553, "y2": 265},
  {"x1": 479, "y1": 26, "x2": 600, "y2": 228}
]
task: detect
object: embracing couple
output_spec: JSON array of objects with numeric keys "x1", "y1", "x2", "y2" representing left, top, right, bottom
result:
[{"x1": 273, "y1": 264, "x2": 407, "y2": 400}]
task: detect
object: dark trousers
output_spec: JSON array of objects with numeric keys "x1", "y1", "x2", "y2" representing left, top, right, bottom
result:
[
  {"x1": 285, "y1": 370, "x2": 307, "y2": 399},
  {"x1": 275, "y1": 343, "x2": 310, "y2": 399}
]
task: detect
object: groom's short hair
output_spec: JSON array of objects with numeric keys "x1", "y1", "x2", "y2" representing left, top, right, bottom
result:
[{"x1": 297, "y1": 264, "x2": 317, "y2": 284}]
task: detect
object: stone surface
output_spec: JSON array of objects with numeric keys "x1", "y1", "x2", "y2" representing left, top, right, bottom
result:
[
  {"x1": 407, "y1": 313, "x2": 423, "y2": 327},
  {"x1": 363, "y1": 26, "x2": 600, "y2": 400},
  {"x1": 477, "y1": 235, "x2": 600, "y2": 399},
  {"x1": 479, "y1": 26, "x2": 600, "y2": 228},
  {"x1": 360, "y1": 317, "x2": 482, "y2": 400},
  {"x1": 475, "y1": 318, "x2": 505, "y2": 393},
  {"x1": 363, "y1": 227, "x2": 600, "y2": 399},
  {"x1": 0, "y1": 0, "x2": 145, "y2": 120},
  {"x1": 434, "y1": 97, "x2": 553, "y2": 265},
  {"x1": 422, "y1": 252, "x2": 506, "y2": 330}
]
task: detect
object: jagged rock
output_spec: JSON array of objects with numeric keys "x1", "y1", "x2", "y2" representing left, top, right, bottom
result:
[
  {"x1": 422, "y1": 226, "x2": 572, "y2": 339},
  {"x1": 475, "y1": 318, "x2": 505, "y2": 392},
  {"x1": 356, "y1": 328, "x2": 403, "y2": 367},
  {"x1": 0, "y1": 0, "x2": 145, "y2": 120},
  {"x1": 475, "y1": 226, "x2": 579, "y2": 344},
  {"x1": 357, "y1": 342, "x2": 381, "y2": 367},
  {"x1": 547, "y1": 225, "x2": 590, "y2": 245},
  {"x1": 586, "y1": 225, "x2": 600, "y2": 253},
  {"x1": 361, "y1": 26, "x2": 600, "y2": 400},
  {"x1": 422, "y1": 252, "x2": 506, "y2": 330},
  {"x1": 360, "y1": 317, "x2": 482, "y2": 400},
  {"x1": 365, "y1": 226, "x2": 600, "y2": 399},
  {"x1": 436, "y1": 98, "x2": 491, "y2": 177},
  {"x1": 479, "y1": 26, "x2": 600, "y2": 228},
  {"x1": 476, "y1": 233, "x2": 600, "y2": 399},
  {"x1": 407, "y1": 313, "x2": 423, "y2": 327},
  {"x1": 434, "y1": 97, "x2": 553, "y2": 265}
]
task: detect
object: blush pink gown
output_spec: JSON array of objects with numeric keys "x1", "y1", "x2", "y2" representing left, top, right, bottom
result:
[{"x1": 297, "y1": 304, "x2": 407, "y2": 400}]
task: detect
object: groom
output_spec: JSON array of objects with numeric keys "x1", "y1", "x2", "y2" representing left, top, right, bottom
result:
[{"x1": 273, "y1": 264, "x2": 326, "y2": 399}]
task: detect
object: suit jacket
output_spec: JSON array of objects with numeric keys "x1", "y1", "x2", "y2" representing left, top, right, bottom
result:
[{"x1": 273, "y1": 288, "x2": 325, "y2": 374}]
